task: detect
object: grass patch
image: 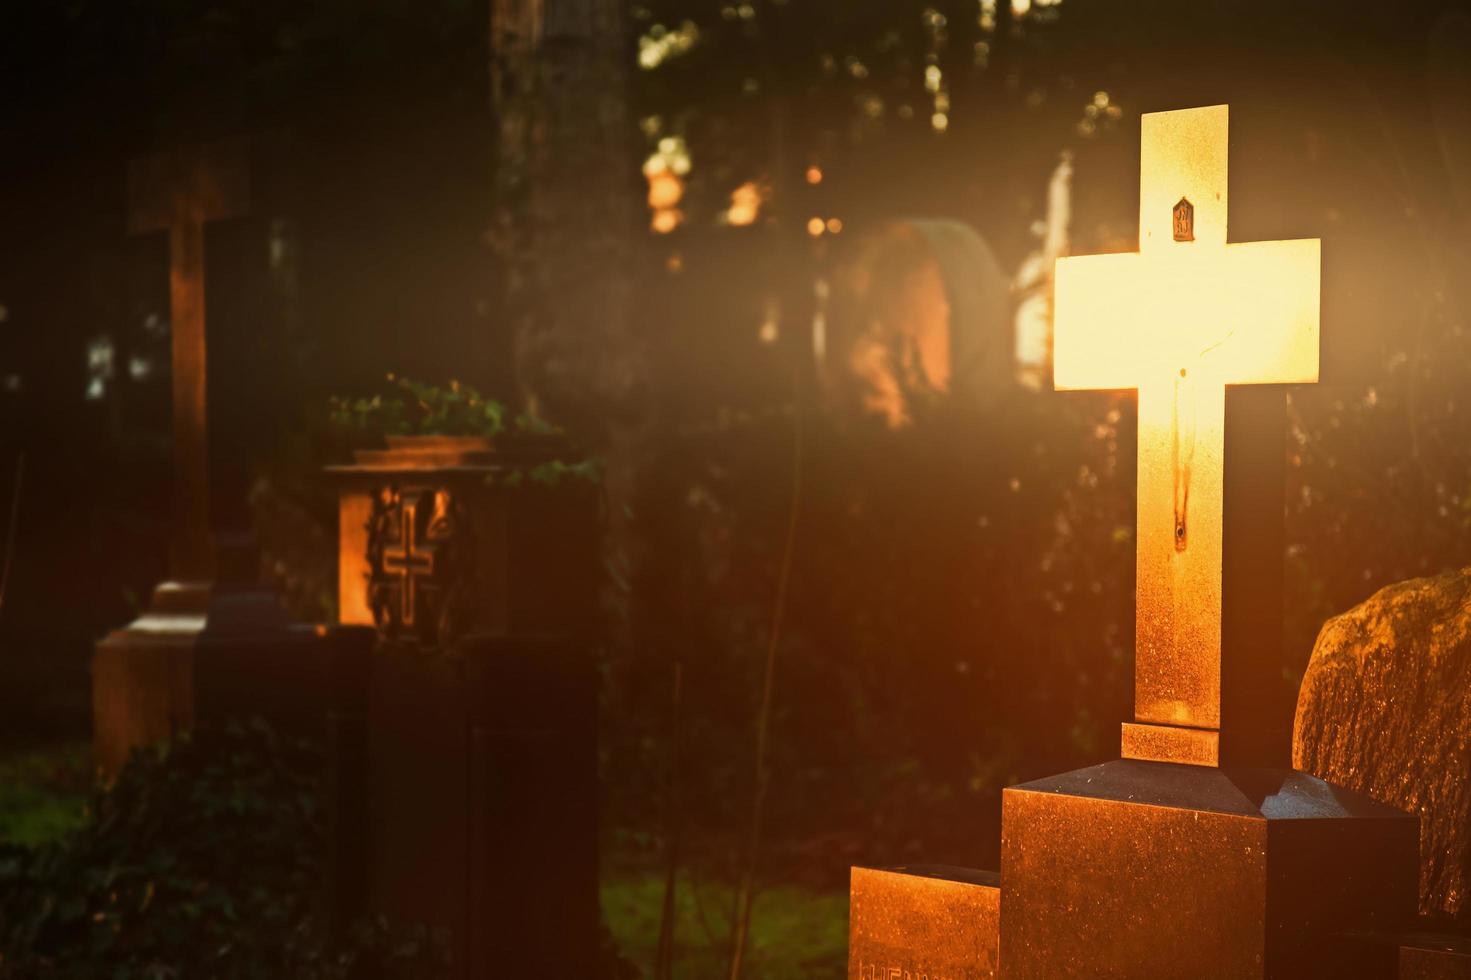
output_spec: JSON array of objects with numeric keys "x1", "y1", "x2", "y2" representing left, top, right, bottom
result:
[
  {"x1": 602, "y1": 869, "x2": 846, "y2": 980},
  {"x1": 0, "y1": 741, "x2": 90, "y2": 845}
]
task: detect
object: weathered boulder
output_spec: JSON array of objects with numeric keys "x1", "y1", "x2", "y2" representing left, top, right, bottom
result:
[{"x1": 1293, "y1": 568, "x2": 1471, "y2": 922}]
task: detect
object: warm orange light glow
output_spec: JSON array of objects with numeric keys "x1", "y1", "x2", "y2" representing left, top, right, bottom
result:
[
  {"x1": 645, "y1": 152, "x2": 687, "y2": 234},
  {"x1": 807, "y1": 217, "x2": 826, "y2": 236},
  {"x1": 805, "y1": 165, "x2": 823, "y2": 185},
  {"x1": 647, "y1": 170, "x2": 684, "y2": 211},
  {"x1": 727, "y1": 181, "x2": 761, "y2": 226},
  {"x1": 826, "y1": 217, "x2": 843, "y2": 234},
  {"x1": 1053, "y1": 104, "x2": 1320, "y2": 751}
]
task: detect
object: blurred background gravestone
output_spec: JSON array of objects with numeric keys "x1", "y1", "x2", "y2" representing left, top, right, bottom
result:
[
  {"x1": 92, "y1": 143, "x2": 363, "y2": 776},
  {"x1": 822, "y1": 220, "x2": 1009, "y2": 427},
  {"x1": 326, "y1": 435, "x2": 600, "y2": 978}
]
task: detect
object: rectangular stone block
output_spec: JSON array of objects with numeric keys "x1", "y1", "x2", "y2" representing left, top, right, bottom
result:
[
  {"x1": 1121, "y1": 720, "x2": 1219, "y2": 765},
  {"x1": 1000, "y1": 759, "x2": 1416, "y2": 979},
  {"x1": 92, "y1": 582, "x2": 370, "y2": 775},
  {"x1": 849, "y1": 865, "x2": 998, "y2": 979}
]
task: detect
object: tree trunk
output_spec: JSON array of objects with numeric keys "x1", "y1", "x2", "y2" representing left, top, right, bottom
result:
[
  {"x1": 491, "y1": 0, "x2": 644, "y2": 659},
  {"x1": 490, "y1": 0, "x2": 640, "y2": 432}
]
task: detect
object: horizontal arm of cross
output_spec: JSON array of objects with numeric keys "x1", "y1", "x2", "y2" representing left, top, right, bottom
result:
[
  {"x1": 128, "y1": 142, "x2": 250, "y2": 235},
  {"x1": 1053, "y1": 238, "x2": 1320, "y2": 391}
]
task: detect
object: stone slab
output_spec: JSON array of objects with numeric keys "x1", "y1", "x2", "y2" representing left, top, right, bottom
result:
[
  {"x1": 1121, "y1": 720, "x2": 1219, "y2": 765},
  {"x1": 848, "y1": 864, "x2": 999, "y2": 980},
  {"x1": 93, "y1": 581, "x2": 369, "y2": 774}
]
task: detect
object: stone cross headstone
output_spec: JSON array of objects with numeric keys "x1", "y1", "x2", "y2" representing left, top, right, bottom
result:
[
  {"x1": 1053, "y1": 104, "x2": 1319, "y2": 767},
  {"x1": 851, "y1": 104, "x2": 1431, "y2": 980},
  {"x1": 93, "y1": 141, "x2": 318, "y2": 779},
  {"x1": 995, "y1": 104, "x2": 1417, "y2": 978},
  {"x1": 127, "y1": 141, "x2": 249, "y2": 581}
]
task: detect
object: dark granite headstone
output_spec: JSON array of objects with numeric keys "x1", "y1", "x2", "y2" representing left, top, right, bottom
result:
[
  {"x1": 325, "y1": 437, "x2": 600, "y2": 977},
  {"x1": 329, "y1": 634, "x2": 597, "y2": 978}
]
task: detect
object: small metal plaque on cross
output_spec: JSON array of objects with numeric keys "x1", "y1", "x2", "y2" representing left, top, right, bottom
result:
[{"x1": 1172, "y1": 197, "x2": 1194, "y2": 241}]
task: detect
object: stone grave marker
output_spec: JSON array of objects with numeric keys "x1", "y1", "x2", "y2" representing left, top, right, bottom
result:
[
  {"x1": 1294, "y1": 568, "x2": 1471, "y2": 926},
  {"x1": 822, "y1": 219, "x2": 1009, "y2": 425},
  {"x1": 1050, "y1": 102, "x2": 1321, "y2": 768},
  {"x1": 125, "y1": 141, "x2": 248, "y2": 580},
  {"x1": 849, "y1": 104, "x2": 1453, "y2": 979},
  {"x1": 93, "y1": 142, "x2": 365, "y2": 775},
  {"x1": 325, "y1": 435, "x2": 600, "y2": 978}
]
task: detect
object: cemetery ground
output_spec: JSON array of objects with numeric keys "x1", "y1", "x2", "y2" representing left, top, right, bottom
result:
[
  {"x1": 0, "y1": 742, "x2": 89, "y2": 848},
  {"x1": 0, "y1": 736, "x2": 849, "y2": 978}
]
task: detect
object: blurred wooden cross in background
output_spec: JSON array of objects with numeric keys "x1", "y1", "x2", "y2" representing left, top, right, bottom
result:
[
  {"x1": 1052, "y1": 104, "x2": 1320, "y2": 767},
  {"x1": 128, "y1": 141, "x2": 249, "y2": 583}
]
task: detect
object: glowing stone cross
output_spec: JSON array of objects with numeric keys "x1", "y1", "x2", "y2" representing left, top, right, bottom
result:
[{"x1": 1053, "y1": 105, "x2": 1320, "y2": 766}]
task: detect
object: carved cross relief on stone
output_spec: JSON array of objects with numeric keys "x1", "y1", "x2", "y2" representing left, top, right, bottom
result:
[
  {"x1": 382, "y1": 494, "x2": 437, "y2": 627},
  {"x1": 367, "y1": 486, "x2": 472, "y2": 646}
]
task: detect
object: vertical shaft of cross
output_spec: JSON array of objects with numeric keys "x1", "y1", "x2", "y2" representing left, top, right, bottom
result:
[
  {"x1": 128, "y1": 142, "x2": 249, "y2": 584},
  {"x1": 168, "y1": 215, "x2": 213, "y2": 581},
  {"x1": 1134, "y1": 380, "x2": 1225, "y2": 732}
]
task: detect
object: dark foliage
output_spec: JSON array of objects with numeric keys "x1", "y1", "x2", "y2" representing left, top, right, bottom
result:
[
  {"x1": 328, "y1": 377, "x2": 509, "y2": 441},
  {"x1": 609, "y1": 383, "x2": 1135, "y2": 878},
  {"x1": 0, "y1": 721, "x2": 450, "y2": 980}
]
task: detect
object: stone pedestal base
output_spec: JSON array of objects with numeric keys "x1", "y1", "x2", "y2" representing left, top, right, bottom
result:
[
  {"x1": 999, "y1": 759, "x2": 1419, "y2": 979},
  {"x1": 93, "y1": 580, "x2": 368, "y2": 775}
]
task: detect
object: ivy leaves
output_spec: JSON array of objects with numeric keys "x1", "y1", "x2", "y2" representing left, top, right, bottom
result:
[{"x1": 328, "y1": 375, "x2": 508, "y2": 439}]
